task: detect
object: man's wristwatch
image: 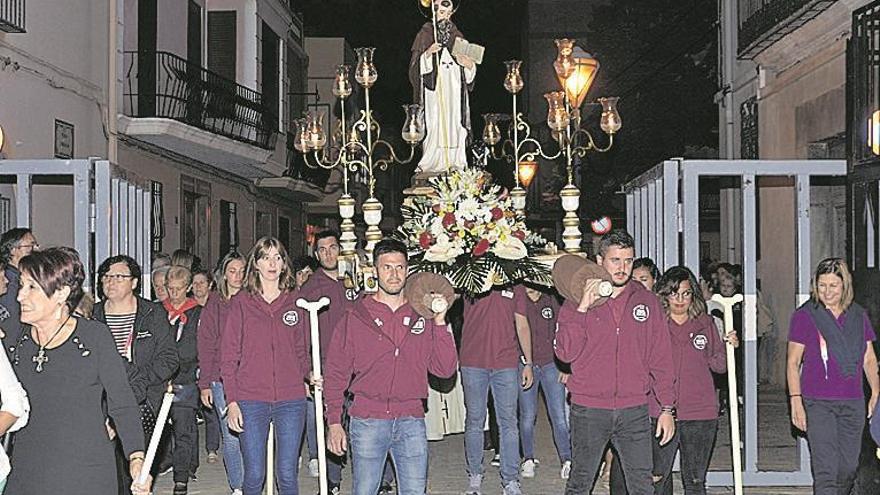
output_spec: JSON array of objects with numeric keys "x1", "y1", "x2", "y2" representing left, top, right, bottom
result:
[{"x1": 660, "y1": 405, "x2": 676, "y2": 418}]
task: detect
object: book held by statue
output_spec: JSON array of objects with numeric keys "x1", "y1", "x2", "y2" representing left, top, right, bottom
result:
[{"x1": 452, "y1": 38, "x2": 484, "y2": 65}]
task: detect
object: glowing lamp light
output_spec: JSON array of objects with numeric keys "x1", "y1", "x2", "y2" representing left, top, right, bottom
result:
[
  {"x1": 869, "y1": 110, "x2": 880, "y2": 156},
  {"x1": 518, "y1": 161, "x2": 538, "y2": 188},
  {"x1": 555, "y1": 42, "x2": 599, "y2": 110}
]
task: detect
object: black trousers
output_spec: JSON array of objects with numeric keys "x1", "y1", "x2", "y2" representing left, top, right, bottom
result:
[
  {"x1": 566, "y1": 404, "x2": 653, "y2": 495},
  {"x1": 610, "y1": 418, "x2": 718, "y2": 495},
  {"x1": 203, "y1": 402, "x2": 221, "y2": 452},
  {"x1": 169, "y1": 404, "x2": 199, "y2": 484},
  {"x1": 804, "y1": 398, "x2": 865, "y2": 495}
]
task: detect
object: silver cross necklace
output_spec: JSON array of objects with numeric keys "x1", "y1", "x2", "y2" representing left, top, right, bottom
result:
[{"x1": 33, "y1": 315, "x2": 72, "y2": 373}]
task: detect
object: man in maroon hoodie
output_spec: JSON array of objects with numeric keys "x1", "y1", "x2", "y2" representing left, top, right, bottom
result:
[
  {"x1": 555, "y1": 229, "x2": 676, "y2": 495},
  {"x1": 324, "y1": 239, "x2": 459, "y2": 495},
  {"x1": 298, "y1": 230, "x2": 358, "y2": 492}
]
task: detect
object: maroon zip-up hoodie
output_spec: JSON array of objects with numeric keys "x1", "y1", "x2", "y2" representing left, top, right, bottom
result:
[
  {"x1": 220, "y1": 291, "x2": 311, "y2": 404},
  {"x1": 649, "y1": 314, "x2": 726, "y2": 420},
  {"x1": 555, "y1": 281, "x2": 676, "y2": 410},
  {"x1": 323, "y1": 296, "x2": 458, "y2": 424},
  {"x1": 197, "y1": 292, "x2": 232, "y2": 390}
]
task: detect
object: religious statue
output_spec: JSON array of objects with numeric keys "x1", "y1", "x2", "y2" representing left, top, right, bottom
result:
[{"x1": 409, "y1": 0, "x2": 478, "y2": 184}]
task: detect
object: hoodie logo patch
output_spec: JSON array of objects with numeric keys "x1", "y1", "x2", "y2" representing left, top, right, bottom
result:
[
  {"x1": 541, "y1": 307, "x2": 554, "y2": 320},
  {"x1": 345, "y1": 289, "x2": 358, "y2": 301},
  {"x1": 632, "y1": 304, "x2": 649, "y2": 322},
  {"x1": 692, "y1": 334, "x2": 708, "y2": 350},
  {"x1": 282, "y1": 311, "x2": 299, "y2": 326},
  {"x1": 411, "y1": 317, "x2": 426, "y2": 335}
]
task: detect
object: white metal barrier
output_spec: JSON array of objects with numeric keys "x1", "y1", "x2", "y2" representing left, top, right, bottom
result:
[
  {"x1": 0, "y1": 158, "x2": 152, "y2": 297},
  {"x1": 624, "y1": 158, "x2": 847, "y2": 487}
]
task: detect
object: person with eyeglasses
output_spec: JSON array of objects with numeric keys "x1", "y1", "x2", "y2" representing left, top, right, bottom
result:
[
  {"x1": 0, "y1": 228, "x2": 39, "y2": 336},
  {"x1": 93, "y1": 255, "x2": 179, "y2": 495},
  {"x1": 610, "y1": 266, "x2": 737, "y2": 495}
]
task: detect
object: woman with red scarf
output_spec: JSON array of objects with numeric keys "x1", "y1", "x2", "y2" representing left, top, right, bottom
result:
[{"x1": 163, "y1": 265, "x2": 202, "y2": 495}]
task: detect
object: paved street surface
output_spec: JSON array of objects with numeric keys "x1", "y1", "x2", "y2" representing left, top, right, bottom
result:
[{"x1": 154, "y1": 387, "x2": 880, "y2": 494}]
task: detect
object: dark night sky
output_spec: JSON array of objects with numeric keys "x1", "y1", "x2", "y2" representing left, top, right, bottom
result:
[
  {"x1": 298, "y1": 0, "x2": 527, "y2": 153},
  {"x1": 297, "y1": 0, "x2": 719, "y2": 219}
]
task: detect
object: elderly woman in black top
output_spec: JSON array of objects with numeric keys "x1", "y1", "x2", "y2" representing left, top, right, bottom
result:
[
  {"x1": 5, "y1": 247, "x2": 151, "y2": 494},
  {"x1": 93, "y1": 254, "x2": 179, "y2": 493}
]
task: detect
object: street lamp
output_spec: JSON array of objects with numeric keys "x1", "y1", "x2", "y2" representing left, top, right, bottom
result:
[{"x1": 480, "y1": 39, "x2": 621, "y2": 253}]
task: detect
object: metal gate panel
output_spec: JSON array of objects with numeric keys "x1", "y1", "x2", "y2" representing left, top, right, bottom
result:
[{"x1": 626, "y1": 159, "x2": 846, "y2": 487}]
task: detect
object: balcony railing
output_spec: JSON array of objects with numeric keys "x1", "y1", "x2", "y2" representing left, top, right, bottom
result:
[
  {"x1": 0, "y1": 0, "x2": 25, "y2": 33},
  {"x1": 123, "y1": 50, "x2": 277, "y2": 149},
  {"x1": 738, "y1": 0, "x2": 836, "y2": 58},
  {"x1": 286, "y1": 132, "x2": 331, "y2": 189}
]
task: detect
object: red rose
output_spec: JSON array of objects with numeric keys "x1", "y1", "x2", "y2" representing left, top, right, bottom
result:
[
  {"x1": 491, "y1": 207, "x2": 504, "y2": 221},
  {"x1": 464, "y1": 220, "x2": 475, "y2": 230},
  {"x1": 442, "y1": 212, "x2": 456, "y2": 229},
  {"x1": 473, "y1": 238, "x2": 490, "y2": 257},
  {"x1": 419, "y1": 232, "x2": 434, "y2": 249},
  {"x1": 512, "y1": 230, "x2": 525, "y2": 240}
]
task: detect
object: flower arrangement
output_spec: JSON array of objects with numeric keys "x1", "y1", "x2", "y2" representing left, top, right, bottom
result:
[{"x1": 396, "y1": 168, "x2": 551, "y2": 296}]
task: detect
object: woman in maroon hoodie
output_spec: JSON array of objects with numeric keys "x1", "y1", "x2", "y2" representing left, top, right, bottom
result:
[
  {"x1": 197, "y1": 250, "x2": 246, "y2": 493},
  {"x1": 641, "y1": 266, "x2": 737, "y2": 494},
  {"x1": 221, "y1": 237, "x2": 311, "y2": 495}
]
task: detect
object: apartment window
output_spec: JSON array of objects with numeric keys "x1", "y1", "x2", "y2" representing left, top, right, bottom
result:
[
  {"x1": 208, "y1": 11, "x2": 237, "y2": 81},
  {"x1": 278, "y1": 216, "x2": 291, "y2": 253},
  {"x1": 181, "y1": 176, "x2": 212, "y2": 266},
  {"x1": 261, "y1": 22, "x2": 280, "y2": 131},
  {"x1": 288, "y1": 47, "x2": 307, "y2": 119},
  {"x1": 256, "y1": 211, "x2": 274, "y2": 239},
  {"x1": 219, "y1": 200, "x2": 239, "y2": 255}
]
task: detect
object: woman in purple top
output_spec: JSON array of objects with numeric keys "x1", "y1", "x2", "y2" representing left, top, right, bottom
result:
[
  {"x1": 787, "y1": 258, "x2": 879, "y2": 495},
  {"x1": 197, "y1": 250, "x2": 246, "y2": 494}
]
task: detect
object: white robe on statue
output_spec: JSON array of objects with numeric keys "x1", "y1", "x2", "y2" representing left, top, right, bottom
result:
[
  {"x1": 425, "y1": 370, "x2": 467, "y2": 440},
  {"x1": 417, "y1": 48, "x2": 476, "y2": 175}
]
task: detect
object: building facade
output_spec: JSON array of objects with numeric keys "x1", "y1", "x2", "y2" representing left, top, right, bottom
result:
[{"x1": 0, "y1": 0, "x2": 318, "y2": 272}]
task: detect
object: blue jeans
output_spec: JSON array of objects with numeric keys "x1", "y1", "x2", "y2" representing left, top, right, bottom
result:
[
  {"x1": 462, "y1": 366, "x2": 521, "y2": 484},
  {"x1": 518, "y1": 362, "x2": 572, "y2": 463},
  {"x1": 211, "y1": 381, "x2": 244, "y2": 490},
  {"x1": 238, "y1": 399, "x2": 307, "y2": 495},
  {"x1": 349, "y1": 417, "x2": 427, "y2": 495}
]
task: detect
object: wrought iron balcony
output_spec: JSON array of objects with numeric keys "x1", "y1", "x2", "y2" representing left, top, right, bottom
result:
[
  {"x1": 123, "y1": 50, "x2": 277, "y2": 149},
  {"x1": 738, "y1": 0, "x2": 836, "y2": 59},
  {"x1": 0, "y1": 0, "x2": 25, "y2": 33},
  {"x1": 286, "y1": 132, "x2": 331, "y2": 189}
]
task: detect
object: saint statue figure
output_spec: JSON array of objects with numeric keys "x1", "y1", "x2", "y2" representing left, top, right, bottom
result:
[{"x1": 409, "y1": 0, "x2": 476, "y2": 181}]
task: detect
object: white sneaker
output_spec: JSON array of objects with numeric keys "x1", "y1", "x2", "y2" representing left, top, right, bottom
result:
[
  {"x1": 465, "y1": 473, "x2": 483, "y2": 495},
  {"x1": 520, "y1": 459, "x2": 536, "y2": 478},
  {"x1": 232, "y1": 490, "x2": 243, "y2": 495},
  {"x1": 308, "y1": 458, "x2": 319, "y2": 478},
  {"x1": 560, "y1": 460, "x2": 572, "y2": 480},
  {"x1": 502, "y1": 480, "x2": 524, "y2": 495}
]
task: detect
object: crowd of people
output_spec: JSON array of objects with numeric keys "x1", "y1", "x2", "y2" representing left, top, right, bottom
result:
[{"x1": 0, "y1": 226, "x2": 874, "y2": 494}]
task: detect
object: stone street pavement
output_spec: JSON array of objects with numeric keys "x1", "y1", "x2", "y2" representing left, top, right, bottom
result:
[{"x1": 157, "y1": 388, "x2": 876, "y2": 494}]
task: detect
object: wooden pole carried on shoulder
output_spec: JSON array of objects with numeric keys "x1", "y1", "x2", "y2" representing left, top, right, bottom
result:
[
  {"x1": 297, "y1": 296, "x2": 332, "y2": 495},
  {"x1": 712, "y1": 293, "x2": 744, "y2": 495}
]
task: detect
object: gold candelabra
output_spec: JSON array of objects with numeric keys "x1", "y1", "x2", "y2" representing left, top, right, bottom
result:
[
  {"x1": 480, "y1": 39, "x2": 622, "y2": 253},
  {"x1": 294, "y1": 47, "x2": 423, "y2": 280}
]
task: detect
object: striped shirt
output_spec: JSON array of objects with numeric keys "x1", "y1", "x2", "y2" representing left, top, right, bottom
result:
[{"x1": 105, "y1": 312, "x2": 137, "y2": 358}]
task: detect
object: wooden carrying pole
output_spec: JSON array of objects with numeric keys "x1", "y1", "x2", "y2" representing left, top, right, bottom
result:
[
  {"x1": 297, "y1": 297, "x2": 332, "y2": 495},
  {"x1": 712, "y1": 293, "x2": 744, "y2": 495},
  {"x1": 136, "y1": 385, "x2": 175, "y2": 487},
  {"x1": 266, "y1": 423, "x2": 275, "y2": 495}
]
